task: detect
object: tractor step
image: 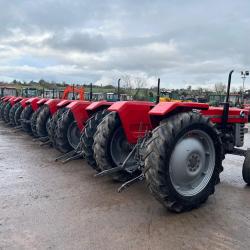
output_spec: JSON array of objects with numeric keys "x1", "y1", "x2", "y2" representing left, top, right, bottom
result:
[
  {"x1": 20, "y1": 119, "x2": 31, "y2": 124},
  {"x1": 95, "y1": 166, "x2": 124, "y2": 177},
  {"x1": 55, "y1": 149, "x2": 82, "y2": 164},
  {"x1": 95, "y1": 144, "x2": 139, "y2": 177},
  {"x1": 232, "y1": 148, "x2": 247, "y2": 157},
  {"x1": 12, "y1": 125, "x2": 22, "y2": 133},
  {"x1": 40, "y1": 139, "x2": 52, "y2": 147},
  {"x1": 118, "y1": 174, "x2": 145, "y2": 193},
  {"x1": 32, "y1": 136, "x2": 49, "y2": 143}
]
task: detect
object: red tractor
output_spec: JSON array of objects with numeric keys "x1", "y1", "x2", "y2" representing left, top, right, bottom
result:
[
  {"x1": 53, "y1": 81, "x2": 120, "y2": 163},
  {"x1": 0, "y1": 88, "x2": 42, "y2": 128},
  {"x1": 0, "y1": 96, "x2": 18, "y2": 122},
  {"x1": 19, "y1": 86, "x2": 85, "y2": 136},
  {"x1": 53, "y1": 100, "x2": 115, "y2": 163},
  {"x1": 93, "y1": 71, "x2": 249, "y2": 213}
]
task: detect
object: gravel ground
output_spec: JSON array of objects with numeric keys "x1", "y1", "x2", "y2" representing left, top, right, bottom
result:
[{"x1": 0, "y1": 123, "x2": 250, "y2": 250}]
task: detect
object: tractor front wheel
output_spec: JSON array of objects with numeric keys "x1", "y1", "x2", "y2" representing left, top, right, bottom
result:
[
  {"x1": 242, "y1": 149, "x2": 250, "y2": 185},
  {"x1": 145, "y1": 112, "x2": 223, "y2": 213},
  {"x1": 93, "y1": 112, "x2": 138, "y2": 182}
]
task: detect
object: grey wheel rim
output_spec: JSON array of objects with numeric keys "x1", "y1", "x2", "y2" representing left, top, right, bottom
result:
[
  {"x1": 169, "y1": 130, "x2": 215, "y2": 197},
  {"x1": 110, "y1": 127, "x2": 135, "y2": 167},
  {"x1": 67, "y1": 121, "x2": 80, "y2": 149}
]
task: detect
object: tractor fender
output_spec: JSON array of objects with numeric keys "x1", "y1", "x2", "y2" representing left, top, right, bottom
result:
[
  {"x1": 20, "y1": 98, "x2": 30, "y2": 108},
  {"x1": 108, "y1": 101, "x2": 155, "y2": 144},
  {"x1": 25, "y1": 97, "x2": 40, "y2": 111},
  {"x1": 3, "y1": 96, "x2": 12, "y2": 102},
  {"x1": 12, "y1": 97, "x2": 23, "y2": 105},
  {"x1": 37, "y1": 98, "x2": 49, "y2": 106},
  {"x1": 44, "y1": 99, "x2": 61, "y2": 115},
  {"x1": 56, "y1": 100, "x2": 73, "y2": 108},
  {"x1": 8, "y1": 97, "x2": 17, "y2": 106},
  {"x1": 66, "y1": 100, "x2": 91, "y2": 131},
  {"x1": 149, "y1": 102, "x2": 209, "y2": 127},
  {"x1": 85, "y1": 100, "x2": 114, "y2": 115}
]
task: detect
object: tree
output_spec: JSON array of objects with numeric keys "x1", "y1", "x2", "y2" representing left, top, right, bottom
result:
[
  {"x1": 214, "y1": 82, "x2": 226, "y2": 94},
  {"x1": 121, "y1": 74, "x2": 133, "y2": 95}
]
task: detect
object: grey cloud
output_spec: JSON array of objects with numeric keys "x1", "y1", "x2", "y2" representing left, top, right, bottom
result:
[
  {"x1": 45, "y1": 31, "x2": 108, "y2": 53},
  {"x1": 0, "y1": 0, "x2": 249, "y2": 87}
]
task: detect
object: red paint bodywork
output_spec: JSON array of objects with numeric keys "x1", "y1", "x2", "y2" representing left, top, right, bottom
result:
[
  {"x1": 66, "y1": 100, "x2": 91, "y2": 131},
  {"x1": 8, "y1": 97, "x2": 17, "y2": 106},
  {"x1": 149, "y1": 102, "x2": 248, "y2": 124},
  {"x1": 85, "y1": 101, "x2": 114, "y2": 115},
  {"x1": 2, "y1": 96, "x2": 12, "y2": 102},
  {"x1": 110, "y1": 101, "x2": 248, "y2": 144},
  {"x1": 57, "y1": 100, "x2": 73, "y2": 108},
  {"x1": 20, "y1": 98, "x2": 31, "y2": 108},
  {"x1": 37, "y1": 98, "x2": 49, "y2": 106},
  {"x1": 11, "y1": 97, "x2": 23, "y2": 106},
  {"x1": 25, "y1": 97, "x2": 41, "y2": 111},
  {"x1": 149, "y1": 102, "x2": 209, "y2": 116},
  {"x1": 108, "y1": 101, "x2": 155, "y2": 144},
  {"x1": 44, "y1": 99, "x2": 61, "y2": 115},
  {"x1": 201, "y1": 107, "x2": 248, "y2": 124}
]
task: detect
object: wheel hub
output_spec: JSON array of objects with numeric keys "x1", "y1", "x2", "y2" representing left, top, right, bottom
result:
[
  {"x1": 67, "y1": 121, "x2": 80, "y2": 149},
  {"x1": 187, "y1": 153, "x2": 201, "y2": 173},
  {"x1": 110, "y1": 127, "x2": 136, "y2": 168},
  {"x1": 169, "y1": 130, "x2": 215, "y2": 197}
]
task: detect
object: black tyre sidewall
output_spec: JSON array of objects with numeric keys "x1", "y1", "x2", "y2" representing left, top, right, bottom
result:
[
  {"x1": 145, "y1": 112, "x2": 223, "y2": 212},
  {"x1": 37, "y1": 105, "x2": 51, "y2": 138}
]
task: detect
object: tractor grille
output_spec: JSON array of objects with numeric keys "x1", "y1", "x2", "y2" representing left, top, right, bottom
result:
[{"x1": 235, "y1": 123, "x2": 245, "y2": 147}]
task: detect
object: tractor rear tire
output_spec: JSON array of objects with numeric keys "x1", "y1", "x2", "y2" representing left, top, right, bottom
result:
[
  {"x1": 30, "y1": 106, "x2": 43, "y2": 137},
  {"x1": 93, "y1": 112, "x2": 139, "y2": 182},
  {"x1": 145, "y1": 112, "x2": 223, "y2": 213},
  {"x1": 36, "y1": 105, "x2": 51, "y2": 138},
  {"x1": 20, "y1": 105, "x2": 33, "y2": 133},
  {"x1": 0, "y1": 102, "x2": 8, "y2": 120},
  {"x1": 47, "y1": 108, "x2": 66, "y2": 148},
  {"x1": 3, "y1": 102, "x2": 12, "y2": 123},
  {"x1": 54, "y1": 109, "x2": 77, "y2": 153},
  {"x1": 81, "y1": 109, "x2": 109, "y2": 172},
  {"x1": 0, "y1": 102, "x2": 3, "y2": 119},
  {"x1": 9, "y1": 102, "x2": 20, "y2": 126},
  {"x1": 242, "y1": 149, "x2": 250, "y2": 185},
  {"x1": 14, "y1": 105, "x2": 24, "y2": 126}
]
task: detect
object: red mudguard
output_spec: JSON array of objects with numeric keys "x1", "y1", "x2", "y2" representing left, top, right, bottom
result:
[
  {"x1": 66, "y1": 101, "x2": 91, "y2": 131},
  {"x1": 37, "y1": 98, "x2": 49, "y2": 106},
  {"x1": 56, "y1": 100, "x2": 73, "y2": 108},
  {"x1": 108, "y1": 101, "x2": 155, "y2": 144},
  {"x1": 7, "y1": 97, "x2": 17, "y2": 106},
  {"x1": 25, "y1": 97, "x2": 41, "y2": 111},
  {"x1": 3, "y1": 96, "x2": 13, "y2": 102},
  {"x1": 11, "y1": 97, "x2": 23, "y2": 106},
  {"x1": 85, "y1": 100, "x2": 114, "y2": 115},
  {"x1": 44, "y1": 99, "x2": 61, "y2": 115},
  {"x1": 20, "y1": 98, "x2": 30, "y2": 108}
]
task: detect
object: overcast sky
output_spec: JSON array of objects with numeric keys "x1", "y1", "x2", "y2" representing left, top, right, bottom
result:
[{"x1": 0, "y1": 0, "x2": 249, "y2": 88}]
